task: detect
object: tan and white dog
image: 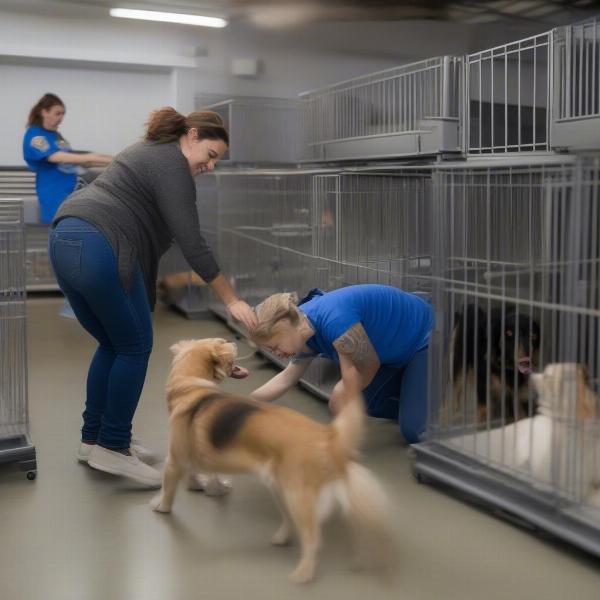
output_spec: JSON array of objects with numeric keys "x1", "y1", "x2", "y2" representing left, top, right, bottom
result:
[
  {"x1": 529, "y1": 363, "x2": 600, "y2": 502},
  {"x1": 151, "y1": 338, "x2": 395, "y2": 583}
]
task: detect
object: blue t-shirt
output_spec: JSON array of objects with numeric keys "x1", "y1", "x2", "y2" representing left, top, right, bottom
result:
[
  {"x1": 299, "y1": 285, "x2": 434, "y2": 369},
  {"x1": 23, "y1": 126, "x2": 79, "y2": 223}
]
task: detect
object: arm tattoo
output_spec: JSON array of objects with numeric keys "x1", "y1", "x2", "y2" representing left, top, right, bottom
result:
[{"x1": 333, "y1": 322, "x2": 378, "y2": 370}]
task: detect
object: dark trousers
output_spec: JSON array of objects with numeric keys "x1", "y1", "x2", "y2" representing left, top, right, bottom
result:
[
  {"x1": 363, "y1": 347, "x2": 428, "y2": 444},
  {"x1": 49, "y1": 217, "x2": 152, "y2": 449}
]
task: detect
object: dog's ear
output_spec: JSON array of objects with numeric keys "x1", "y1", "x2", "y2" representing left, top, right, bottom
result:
[
  {"x1": 211, "y1": 341, "x2": 236, "y2": 381},
  {"x1": 169, "y1": 340, "x2": 193, "y2": 356},
  {"x1": 170, "y1": 342, "x2": 183, "y2": 356}
]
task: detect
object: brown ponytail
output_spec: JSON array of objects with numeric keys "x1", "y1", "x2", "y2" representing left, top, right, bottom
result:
[
  {"x1": 144, "y1": 106, "x2": 229, "y2": 145},
  {"x1": 27, "y1": 93, "x2": 65, "y2": 127}
]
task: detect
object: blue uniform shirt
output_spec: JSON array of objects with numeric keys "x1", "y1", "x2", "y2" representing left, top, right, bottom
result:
[
  {"x1": 299, "y1": 285, "x2": 434, "y2": 368},
  {"x1": 23, "y1": 126, "x2": 79, "y2": 223}
]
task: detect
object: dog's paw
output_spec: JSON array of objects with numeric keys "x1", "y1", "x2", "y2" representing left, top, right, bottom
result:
[
  {"x1": 187, "y1": 474, "x2": 232, "y2": 496},
  {"x1": 187, "y1": 473, "x2": 208, "y2": 491},
  {"x1": 150, "y1": 494, "x2": 171, "y2": 513},
  {"x1": 204, "y1": 476, "x2": 233, "y2": 497},
  {"x1": 271, "y1": 523, "x2": 293, "y2": 546},
  {"x1": 289, "y1": 563, "x2": 315, "y2": 584}
]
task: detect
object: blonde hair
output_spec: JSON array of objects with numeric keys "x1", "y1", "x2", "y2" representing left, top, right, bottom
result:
[{"x1": 252, "y1": 292, "x2": 300, "y2": 342}]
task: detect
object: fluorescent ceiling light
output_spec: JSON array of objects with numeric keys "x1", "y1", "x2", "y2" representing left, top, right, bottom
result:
[{"x1": 110, "y1": 8, "x2": 227, "y2": 28}]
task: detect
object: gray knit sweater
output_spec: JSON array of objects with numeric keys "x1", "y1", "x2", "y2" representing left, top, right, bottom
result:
[{"x1": 55, "y1": 141, "x2": 220, "y2": 309}]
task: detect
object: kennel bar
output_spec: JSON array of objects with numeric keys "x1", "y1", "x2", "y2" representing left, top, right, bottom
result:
[
  {"x1": 0, "y1": 169, "x2": 58, "y2": 291},
  {"x1": 157, "y1": 173, "x2": 221, "y2": 318},
  {"x1": 299, "y1": 56, "x2": 463, "y2": 161},
  {"x1": 197, "y1": 168, "x2": 342, "y2": 397},
  {"x1": 552, "y1": 17, "x2": 600, "y2": 151},
  {"x1": 0, "y1": 199, "x2": 36, "y2": 479},
  {"x1": 466, "y1": 32, "x2": 551, "y2": 154},
  {"x1": 412, "y1": 155, "x2": 600, "y2": 557},
  {"x1": 198, "y1": 95, "x2": 302, "y2": 164}
]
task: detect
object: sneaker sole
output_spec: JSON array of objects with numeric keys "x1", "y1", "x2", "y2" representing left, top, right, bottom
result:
[{"x1": 87, "y1": 459, "x2": 162, "y2": 488}]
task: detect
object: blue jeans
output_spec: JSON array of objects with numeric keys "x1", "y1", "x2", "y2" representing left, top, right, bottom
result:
[
  {"x1": 49, "y1": 217, "x2": 153, "y2": 449},
  {"x1": 363, "y1": 347, "x2": 428, "y2": 444}
]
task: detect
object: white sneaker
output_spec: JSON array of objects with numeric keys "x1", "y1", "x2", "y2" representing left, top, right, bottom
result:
[
  {"x1": 77, "y1": 442, "x2": 96, "y2": 463},
  {"x1": 77, "y1": 438, "x2": 158, "y2": 464},
  {"x1": 87, "y1": 445, "x2": 162, "y2": 487},
  {"x1": 131, "y1": 437, "x2": 159, "y2": 463}
]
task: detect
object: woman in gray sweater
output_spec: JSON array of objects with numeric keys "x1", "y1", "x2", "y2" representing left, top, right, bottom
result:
[{"x1": 49, "y1": 107, "x2": 256, "y2": 486}]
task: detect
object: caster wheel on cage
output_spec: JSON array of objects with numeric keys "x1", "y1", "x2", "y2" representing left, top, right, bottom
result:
[{"x1": 26, "y1": 471, "x2": 37, "y2": 481}]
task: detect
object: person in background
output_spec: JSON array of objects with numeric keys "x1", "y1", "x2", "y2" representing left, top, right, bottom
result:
[
  {"x1": 23, "y1": 93, "x2": 112, "y2": 224},
  {"x1": 48, "y1": 107, "x2": 257, "y2": 487},
  {"x1": 249, "y1": 285, "x2": 434, "y2": 444}
]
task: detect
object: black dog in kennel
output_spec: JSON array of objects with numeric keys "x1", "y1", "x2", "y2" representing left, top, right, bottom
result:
[{"x1": 451, "y1": 303, "x2": 541, "y2": 424}]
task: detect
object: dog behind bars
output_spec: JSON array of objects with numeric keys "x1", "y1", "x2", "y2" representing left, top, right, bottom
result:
[{"x1": 450, "y1": 304, "x2": 540, "y2": 423}]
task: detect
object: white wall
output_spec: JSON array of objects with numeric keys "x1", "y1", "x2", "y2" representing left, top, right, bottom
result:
[{"x1": 1, "y1": 63, "x2": 171, "y2": 165}]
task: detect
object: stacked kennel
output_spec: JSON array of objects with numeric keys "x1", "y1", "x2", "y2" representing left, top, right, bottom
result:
[
  {"x1": 182, "y1": 14, "x2": 600, "y2": 556},
  {"x1": 409, "y1": 17, "x2": 600, "y2": 555},
  {"x1": 300, "y1": 56, "x2": 463, "y2": 161},
  {"x1": 552, "y1": 17, "x2": 600, "y2": 151},
  {"x1": 202, "y1": 96, "x2": 302, "y2": 164},
  {"x1": 465, "y1": 31, "x2": 551, "y2": 154},
  {"x1": 411, "y1": 155, "x2": 600, "y2": 555},
  {"x1": 0, "y1": 199, "x2": 36, "y2": 479}
]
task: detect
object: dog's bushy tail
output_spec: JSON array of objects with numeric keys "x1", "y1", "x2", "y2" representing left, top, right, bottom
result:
[
  {"x1": 343, "y1": 462, "x2": 398, "y2": 577},
  {"x1": 331, "y1": 392, "x2": 365, "y2": 459}
]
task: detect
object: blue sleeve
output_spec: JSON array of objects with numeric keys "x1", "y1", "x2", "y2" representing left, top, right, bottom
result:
[
  {"x1": 320, "y1": 306, "x2": 361, "y2": 348},
  {"x1": 23, "y1": 130, "x2": 59, "y2": 163}
]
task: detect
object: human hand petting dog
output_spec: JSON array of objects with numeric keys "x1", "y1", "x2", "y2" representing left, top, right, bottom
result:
[{"x1": 227, "y1": 298, "x2": 258, "y2": 330}]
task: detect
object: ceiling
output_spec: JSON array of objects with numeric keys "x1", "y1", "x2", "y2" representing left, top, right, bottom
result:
[{"x1": 2, "y1": 0, "x2": 599, "y2": 27}]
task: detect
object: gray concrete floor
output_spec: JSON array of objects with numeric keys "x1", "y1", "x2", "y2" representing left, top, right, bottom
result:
[{"x1": 1, "y1": 296, "x2": 599, "y2": 600}]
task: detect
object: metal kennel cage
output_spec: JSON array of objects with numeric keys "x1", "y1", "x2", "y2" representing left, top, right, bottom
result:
[
  {"x1": 0, "y1": 169, "x2": 58, "y2": 291},
  {"x1": 412, "y1": 155, "x2": 600, "y2": 556},
  {"x1": 199, "y1": 95, "x2": 302, "y2": 165},
  {"x1": 300, "y1": 56, "x2": 463, "y2": 161},
  {"x1": 0, "y1": 199, "x2": 36, "y2": 479},
  {"x1": 311, "y1": 170, "x2": 433, "y2": 292},
  {"x1": 194, "y1": 167, "x2": 435, "y2": 397},
  {"x1": 157, "y1": 173, "x2": 220, "y2": 318},
  {"x1": 552, "y1": 17, "x2": 600, "y2": 150},
  {"x1": 466, "y1": 32, "x2": 551, "y2": 154}
]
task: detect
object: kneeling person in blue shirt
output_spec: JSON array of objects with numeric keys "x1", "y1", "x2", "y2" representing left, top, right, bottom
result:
[{"x1": 250, "y1": 284, "x2": 434, "y2": 444}]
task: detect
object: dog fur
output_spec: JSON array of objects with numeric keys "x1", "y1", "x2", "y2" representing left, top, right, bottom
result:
[
  {"x1": 530, "y1": 363, "x2": 600, "y2": 500},
  {"x1": 530, "y1": 363, "x2": 598, "y2": 422},
  {"x1": 450, "y1": 304, "x2": 540, "y2": 423},
  {"x1": 151, "y1": 337, "x2": 395, "y2": 584}
]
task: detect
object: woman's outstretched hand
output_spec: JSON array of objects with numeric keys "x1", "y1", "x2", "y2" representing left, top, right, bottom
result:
[{"x1": 227, "y1": 299, "x2": 258, "y2": 331}]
